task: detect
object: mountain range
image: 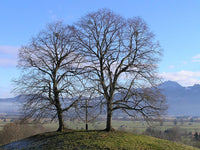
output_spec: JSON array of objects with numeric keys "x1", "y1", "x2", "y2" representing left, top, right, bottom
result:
[
  {"x1": 159, "y1": 81, "x2": 200, "y2": 116},
  {"x1": 0, "y1": 81, "x2": 200, "y2": 116}
]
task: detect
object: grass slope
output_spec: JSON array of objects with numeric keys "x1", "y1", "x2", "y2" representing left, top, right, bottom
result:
[{"x1": 0, "y1": 130, "x2": 199, "y2": 150}]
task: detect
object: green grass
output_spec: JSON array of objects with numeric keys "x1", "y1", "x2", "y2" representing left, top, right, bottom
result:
[
  {"x1": 1, "y1": 120, "x2": 200, "y2": 149},
  {"x1": 1, "y1": 130, "x2": 199, "y2": 150}
]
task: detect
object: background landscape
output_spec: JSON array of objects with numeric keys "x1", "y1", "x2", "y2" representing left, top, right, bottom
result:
[{"x1": 1, "y1": 80, "x2": 200, "y2": 117}]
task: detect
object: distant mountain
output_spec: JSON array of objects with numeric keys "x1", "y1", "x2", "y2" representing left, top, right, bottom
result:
[
  {"x1": 159, "y1": 81, "x2": 200, "y2": 116},
  {"x1": 159, "y1": 81, "x2": 183, "y2": 89},
  {"x1": 0, "y1": 96, "x2": 23, "y2": 114},
  {"x1": 1, "y1": 81, "x2": 200, "y2": 116}
]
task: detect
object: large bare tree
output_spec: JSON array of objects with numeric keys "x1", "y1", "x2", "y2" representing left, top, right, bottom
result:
[
  {"x1": 14, "y1": 22, "x2": 82, "y2": 132},
  {"x1": 74, "y1": 9, "x2": 166, "y2": 131}
]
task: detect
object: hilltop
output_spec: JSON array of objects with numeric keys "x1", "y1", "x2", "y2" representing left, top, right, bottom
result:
[{"x1": 0, "y1": 130, "x2": 198, "y2": 150}]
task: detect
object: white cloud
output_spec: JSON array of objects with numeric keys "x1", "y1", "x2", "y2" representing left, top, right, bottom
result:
[
  {"x1": 0, "y1": 45, "x2": 19, "y2": 67},
  {"x1": 181, "y1": 61, "x2": 188, "y2": 65},
  {"x1": 192, "y1": 54, "x2": 200, "y2": 62},
  {"x1": 0, "y1": 45, "x2": 19, "y2": 55},
  {"x1": 160, "y1": 71, "x2": 200, "y2": 86},
  {"x1": 0, "y1": 58, "x2": 17, "y2": 67},
  {"x1": 169, "y1": 65, "x2": 175, "y2": 69}
]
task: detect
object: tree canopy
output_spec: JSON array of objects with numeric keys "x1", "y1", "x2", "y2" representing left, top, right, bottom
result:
[
  {"x1": 74, "y1": 9, "x2": 166, "y2": 131},
  {"x1": 14, "y1": 22, "x2": 82, "y2": 131}
]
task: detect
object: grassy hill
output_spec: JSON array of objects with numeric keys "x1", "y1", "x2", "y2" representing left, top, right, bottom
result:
[{"x1": 0, "y1": 130, "x2": 199, "y2": 150}]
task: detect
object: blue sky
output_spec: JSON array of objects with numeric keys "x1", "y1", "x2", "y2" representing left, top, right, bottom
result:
[{"x1": 1, "y1": 0, "x2": 200, "y2": 98}]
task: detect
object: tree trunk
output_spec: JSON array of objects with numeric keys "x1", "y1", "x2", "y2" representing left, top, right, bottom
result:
[
  {"x1": 55, "y1": 97, "x2": 65, "y2": 132},
  {"x1": 57, "y1": 109, "x2": 65, "y2": 132},
  {"x1": 105, "y1": 100, "x2": 113, "y2": 132},
  {"x1": 54, "y1": 86, "x2": 65, "y2": 132}
]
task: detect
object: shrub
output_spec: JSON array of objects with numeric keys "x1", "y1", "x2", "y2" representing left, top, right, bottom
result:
[{"x1": 0, "y1": 121, "x2": 48, "y2": 145}]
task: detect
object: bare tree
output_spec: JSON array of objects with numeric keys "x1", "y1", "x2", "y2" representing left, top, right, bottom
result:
[
  {"x1": 74, "y1": 9, "x2": 166, "y2": 131},
  {"x1": 14, "y1": 22, "x2": 82, "y2": 132}
]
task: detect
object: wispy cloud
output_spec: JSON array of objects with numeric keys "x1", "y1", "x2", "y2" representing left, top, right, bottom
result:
[
  {"x1": 192, "y1": 54, "x2": 200, "y2": 62},
  {"x1": 0, "y1": 58, "x2": 17, "y2": 67},
  {"x1": 181, "y1": 61, "x2": 188, "y2": 65},
  {"x1": 48, "y1": 9, "x2": 59, "y2": 21},
  {"x1": 0, "y1": 45, "x2": 19, "y2": 67},
  {"x1": 160, "y1": 71, "x2": 200, "y2": 86},
  {"x1": 169, "y1": 65, "x2": 175, "y2": 69},
  {"x1": 0, "y1": 45, "x2": 19, "y2": 55}
]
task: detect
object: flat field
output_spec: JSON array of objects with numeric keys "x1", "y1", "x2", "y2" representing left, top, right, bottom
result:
[
  {"x1": 1, "y1": 117, "x2": 200, "y2": 133},
  {"x1": 41, "y1": 120, "x2": 200, "y2": 134}
]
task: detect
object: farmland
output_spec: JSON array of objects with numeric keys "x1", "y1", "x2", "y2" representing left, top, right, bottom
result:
[
  {"x1": 1, "y1": 114, "x2": 200, "y2": 133},
  {"x1": 1, "y1": 114, "x2": 200, "y2": 148}
]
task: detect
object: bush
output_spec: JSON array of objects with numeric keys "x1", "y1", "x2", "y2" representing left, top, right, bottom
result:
[
  {"x1": 164, "y1": 127, "x2": 182, "y2": 141},
  {"x1": 0, "y1": 121, "x2": 48, "y2": 145},
  {"x1": 144, "y1": 127, "x2": 163, "y2": 139},
  {"x1": 144, "y1": 126, "x2": 182, "y2": 142}
]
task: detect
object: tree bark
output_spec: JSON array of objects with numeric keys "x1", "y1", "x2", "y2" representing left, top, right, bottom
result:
[
  {"x1": 105, "y1": 100, "x2": 113, "y2": 132},
  {"x1": 55, "y1": 96, "x2": 65, "y2": 132},
  {"x1": 54, "y1": 82, "x2": 65, "y2": 132},
  {"x1": 57, "y1": 109, "x2": 65, "y2": 132}
]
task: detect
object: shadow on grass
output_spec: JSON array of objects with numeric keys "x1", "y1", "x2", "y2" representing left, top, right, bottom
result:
[{"x1": 24, "y1": 128, "x2": 110, "y2": 142}]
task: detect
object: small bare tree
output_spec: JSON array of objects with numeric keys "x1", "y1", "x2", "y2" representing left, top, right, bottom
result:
[
  {"x1": 74, "y1": 9, "x2": 166, "y2": 131},
  {"x1": 14, "y1": 22, "x2": 82, "y2": 132}
]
